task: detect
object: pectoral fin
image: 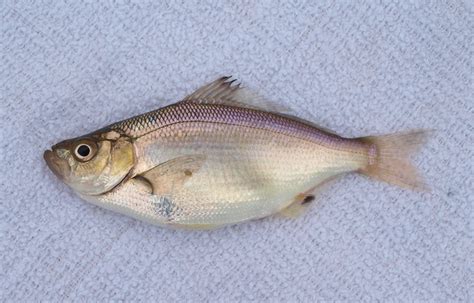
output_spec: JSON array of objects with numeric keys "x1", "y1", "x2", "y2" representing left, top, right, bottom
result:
[{"x1": 138, "y1": 155, "x2": 206, "y2": 195}]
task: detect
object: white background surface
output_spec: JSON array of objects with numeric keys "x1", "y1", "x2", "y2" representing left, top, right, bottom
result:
[{"x1": 1, "y1": 1, "x2": 472, "y2": 301}]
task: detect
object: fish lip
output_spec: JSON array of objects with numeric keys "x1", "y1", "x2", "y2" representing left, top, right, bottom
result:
[{"x1": 43, "y1": 149, "x2": 70, "y2": 181}]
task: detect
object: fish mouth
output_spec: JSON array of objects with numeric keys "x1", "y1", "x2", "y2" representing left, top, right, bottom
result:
[{"x1": 43, "y1": 149, "x2": 70, "y2": 181}]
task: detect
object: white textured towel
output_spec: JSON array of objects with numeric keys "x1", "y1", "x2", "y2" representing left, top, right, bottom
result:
[{"x1": 1, "y1": 1, "x2": 471, "y2": 301}]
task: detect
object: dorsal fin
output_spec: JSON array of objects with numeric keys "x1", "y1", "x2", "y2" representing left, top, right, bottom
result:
[
  {"x1": 183, "y1": 76, "x2": 240, "y2": 101},
  {"x1": 182, "y1": 76, "x2": 293, "y2": 114},
  {"x1": 183, "y1": 76, "x2": 340, "y2": 137}
]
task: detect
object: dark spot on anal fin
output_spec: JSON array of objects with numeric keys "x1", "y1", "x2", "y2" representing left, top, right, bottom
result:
[
  {"x1": 301, "y1": 195, "x2": 315, "y2": 205},
  {"x1": 184, "y1": 169, "x2": 192, "y2": 176}
]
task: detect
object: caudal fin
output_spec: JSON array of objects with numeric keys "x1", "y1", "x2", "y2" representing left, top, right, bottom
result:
[{"x1": 359, "y1": 130, "x2": 430, "y2": 191}]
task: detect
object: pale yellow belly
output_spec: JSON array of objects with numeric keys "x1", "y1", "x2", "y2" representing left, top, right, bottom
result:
[{"x1": 85, "y1": 122, "x2": 367, "y2": 228}]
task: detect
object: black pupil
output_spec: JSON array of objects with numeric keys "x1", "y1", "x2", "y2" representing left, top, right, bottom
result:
[{"x1": 77, "y1": 145, "x2": 90, "y2": 157}]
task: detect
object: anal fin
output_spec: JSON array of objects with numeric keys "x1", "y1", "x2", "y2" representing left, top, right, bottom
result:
[
  {"x1": 279, "y1": 194, "x2": 315, "y2": 218},
  {"x1": 278, "y1": 176, "x2": 340, "y2": 219}
]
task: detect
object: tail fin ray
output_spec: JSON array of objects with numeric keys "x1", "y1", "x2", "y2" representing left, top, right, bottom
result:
[{"x1": 359, "y1": 130, "x2": 430, "y2": 191}]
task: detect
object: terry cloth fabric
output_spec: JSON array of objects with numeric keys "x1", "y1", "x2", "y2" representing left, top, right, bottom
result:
[{"x1": 1, "y1": 1, "x2": 471, "y2": 301}]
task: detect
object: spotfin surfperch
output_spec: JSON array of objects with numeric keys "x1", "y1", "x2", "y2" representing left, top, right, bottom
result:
[{"x1": 44, "y1": 76, "x2": 428, "y2": 229}]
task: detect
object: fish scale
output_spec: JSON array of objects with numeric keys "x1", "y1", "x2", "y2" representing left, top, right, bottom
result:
[
  {"x1": 44, "y1": 77, "x2": 428, "y2": 229},
  {"x1": 97, "y1": 102, "x2": 368, "y2": 226}
]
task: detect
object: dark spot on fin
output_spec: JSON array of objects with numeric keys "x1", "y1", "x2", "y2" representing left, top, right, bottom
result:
[
  {"x1": 302, "y1": 195, "x2": 315, "y2": 205},
  {"x1": 278, "y1": 194, "x2": 313, "y2": 218}
]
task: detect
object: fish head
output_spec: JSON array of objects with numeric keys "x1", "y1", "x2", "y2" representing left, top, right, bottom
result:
[{"x1": 44, "y1": 130, "x2": 135, "y2": 196}]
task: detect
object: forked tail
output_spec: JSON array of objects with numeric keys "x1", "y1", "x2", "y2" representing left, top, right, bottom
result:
[{"x1": 358, "y1": 130, "x2": 430, "y2": 191}]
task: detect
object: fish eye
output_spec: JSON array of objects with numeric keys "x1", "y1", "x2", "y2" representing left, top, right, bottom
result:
[
  {"x1": 73, "y1": 141, "x2": 97, "y2": 161},
  {"x1": 77, "y1": 144, "x2": 90, "y2": 157}
]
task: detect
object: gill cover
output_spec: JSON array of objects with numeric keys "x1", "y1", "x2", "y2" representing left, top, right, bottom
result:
[{"x1": 67, "y1": 136, "x2": 135, "y2": 196}]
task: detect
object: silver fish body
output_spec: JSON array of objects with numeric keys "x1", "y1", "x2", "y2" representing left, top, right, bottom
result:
[
  {"x1": 45, "y1": 77, "x2": 427, "y2": 229},
  {"x1": 85, "y1": 102, "x2": 367, "y2": 227}
]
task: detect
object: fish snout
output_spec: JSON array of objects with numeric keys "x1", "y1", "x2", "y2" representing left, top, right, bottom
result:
[{"x1": 43, "y1": 149, "x2": 70, "y2": 180}]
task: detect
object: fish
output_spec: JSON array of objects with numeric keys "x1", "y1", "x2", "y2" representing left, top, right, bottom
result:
[{"x1": 44, "y1": 76, "x2": 428, "y2": 229}]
